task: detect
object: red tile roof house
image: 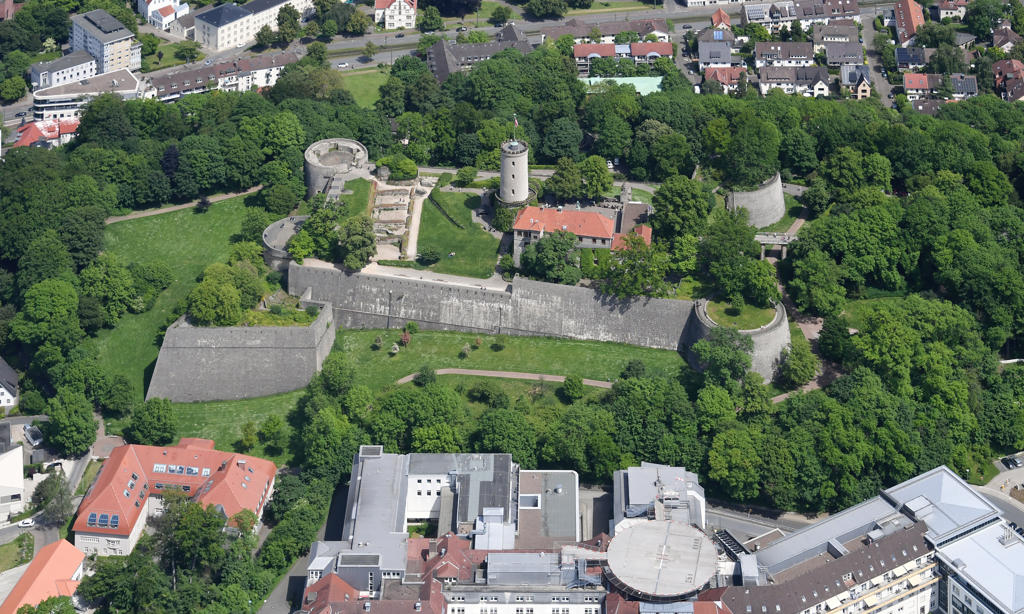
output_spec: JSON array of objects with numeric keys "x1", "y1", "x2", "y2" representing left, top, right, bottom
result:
[
  {"x1": 573, "y1": 42, "x2": 673, "y2": 75},
  {"x1": 705, "y1": 66, "x2": 747, "y2": 93},
  {"x1": 903, "y1": 72, "x2": 940, "y2": 100},
  {"x1": 993, "y1": 59, "x2": 1024, "y2": 89},
  {"x1": 894, "y1": 0, "x2": 925, "y2": 46},
  {"x1": 512, "y1": 206, "x2": 651, "y2": 265},
  {"x1": 11, "y1": 119, "x2": 80, "y2": 149},
  {"x1": 0, "y1": 540, "x2": 85, "y2": 614},
  {"x1": 73, "y1": 438, "x2": 276, "y2": 556},
  {"x1": 711, "y1": 7, "x2": 731, "y2": 28}
]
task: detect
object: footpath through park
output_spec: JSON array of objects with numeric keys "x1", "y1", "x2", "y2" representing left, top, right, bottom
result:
[{"x1": 395, "y1": 368, "x2": 614, "y2": 388}]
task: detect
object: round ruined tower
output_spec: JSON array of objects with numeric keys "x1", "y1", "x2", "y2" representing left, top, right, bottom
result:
[{"x1": 497, "y1": 139, "x2": 530, "y2": 206}]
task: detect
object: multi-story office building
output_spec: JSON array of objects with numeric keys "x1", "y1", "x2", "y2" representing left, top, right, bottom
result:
[
  {"x1": 70, "y1": 10, "x2": 141, "y2": 74},
  {"x1": 28, "y1": 50, "x2": 96, "y2": 90}
]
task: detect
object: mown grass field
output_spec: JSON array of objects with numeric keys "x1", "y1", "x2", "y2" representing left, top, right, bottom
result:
[
  {"x1": 143, "y1": 40, "x2": 205, "y2": 72},
  {"x1": 89, "y1": 197, "x2": 248, "y2": 401},
  {"x1": 337, "y1": 329, "x2": 687, "y2": 391},
  {"x1": 417, "y1": 192, "x2": 500, "y2": 278},
  {"x1": 705, "y1": 299, "x2": 775, "y2": 330},
  {"x1": 343, "y1": 70, "x2": 388, "y2": 108}
]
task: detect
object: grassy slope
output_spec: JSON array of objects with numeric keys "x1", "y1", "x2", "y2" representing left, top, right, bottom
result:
[
  {"x1": 337, "y1": 329, "x2": 686, "y2": 391},
  {"x1": 89, "y1": 197, "x2": 247, "y2": 401},
  {"x1": 417, "y1": 192, "x2": 499, "y2": 278},
  {"x1": 342, "y1": 70, "x2": 388, "y2": 108},
  {"x1": 0, "y1": 533, "x2": 33, "y2": 573},
  {"x1": 705, "y1": 300, "x2": 775, "y2": 329}
]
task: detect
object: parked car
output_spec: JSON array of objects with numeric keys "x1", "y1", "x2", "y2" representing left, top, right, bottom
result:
[
  {"x1": 457, "y1": 26, "x2": 468, "y2": 31},
  {"x1": 396, "y1": 32, "x2": 405, "y2": 37},
  {"x1": 337, "y1": 62, "x2": 350, "y2": 69},
  {"x1": 682, "y1": 24, "x2": 692, "y2": 29},
  {"x1": 23, "y1": 425, "x2": 42, "y2": 447},
  {"x1": 18, "y1": 518, "x2": 34, "y2": 528},
  {"x1": 14, "y1": 111, "x2": 26, "y2": 117}
]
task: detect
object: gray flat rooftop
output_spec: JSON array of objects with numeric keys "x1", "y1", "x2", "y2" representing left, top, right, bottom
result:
[
  {"x1": 33, "y1": 69, "x2": 138, "y2": 98},
  {"x1": 938, "y1": 522, "x2": 1024, "y2": 614},
  {"x1": 881, "y1": 465, "x2": 1000, "y2": 544},
  {"x1": 341, "y1": 450, "x2": 409, "y2": 572},
  {"x1": 263, "y1": 216, "x2": 307, "y2": 251},
  {"x1": 625, "y1": 463, "x2": 701, "y2": 507},
  {"x1": 605, "y1": 519, "x2": 716, "y2": 599},
  {"x1": 516, "y1": 470, "x2": 579, "y2": 549},
  {"x1": 407, "y1": 453, "x2": 513, "y2": 524}
]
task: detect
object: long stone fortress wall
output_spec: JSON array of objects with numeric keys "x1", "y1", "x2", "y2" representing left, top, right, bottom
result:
[
  {"x1": 288, "y1": 263, "x2": 786, "y2": 378},
  {"x1": 727, "y1": 172, "x2": 785, "y2": 228},
  {"x1": 146, "y1": 303, "x2": 335, "y2": 402}
]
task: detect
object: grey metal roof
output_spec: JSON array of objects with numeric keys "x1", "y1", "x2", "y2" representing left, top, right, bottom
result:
[
  {"x1": 881, "y1": 465, "x2": 999, "y2": 545},
  {"x1": 0, "y1": 356, "x2": 16, "y2": 397},
  {"x1": 840, "y1": 64, "x2": 871, "y2": 86},
  {"x1": 698, "y1": 41, "x2": 734, "y2": 64},
  {"x1": 72, "y1": 10, "x2": 133, "y2": 43},
  {"x1": 339, "y1": 448, "x2": 410, "y2": 572},
  {"x1": 937, "y1": 522, "x2": 1024, "y2": 614},
  {"x1": 486, "y1": 552, "x2": 563, "y2": 586},
  {"x1": 895, "y1": 46, "x2": 927, "y2": 65},
  {"x1": 30, "y1": 50, "x2": 95, "y2": 74},
  {"x1": 240, "y1": 0, "x2": 289, "y2": 16},
  {"x1": 195, "y1": 3, "x2": 251, "y2": 27},
  {"x1": 624, "y1": 463, "x2": 701, "y2": 508}
]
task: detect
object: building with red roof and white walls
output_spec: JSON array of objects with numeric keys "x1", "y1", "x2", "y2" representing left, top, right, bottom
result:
[
  {"x1": 511, "y1": 205, "x2": 652, "y2": 265},
  {"x1": 137, "y1": 0, "x2": 190, "y2": 30},
  {"x1": 0, "y1": 540, "x2": 85, "y2": 614},
  {"x1": 10, "y1": 119, "x2": 80, "y2": 150},
  {"x1": 374, "y1": 0, "x2": 416, "y2": 31},
  {"x1": 73, "y1": 438, "x2": 275, "y2": 556}
]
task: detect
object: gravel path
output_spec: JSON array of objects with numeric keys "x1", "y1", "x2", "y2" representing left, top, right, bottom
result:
[
  {"x1": 395, "y1": 368, "x2": 614, "y2": 388},
  {"x1": 104, "y1": 185, "x2": 262, "y2": 225}
]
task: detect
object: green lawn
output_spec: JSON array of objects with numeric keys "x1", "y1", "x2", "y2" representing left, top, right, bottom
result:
[
  {"x1": 0, "y1": 533, "x2": 33, "y2": 573},
  {"x1": 418, "y1": 192, "x2": 500, "y2": 278},
  {"x1": 88, "y1": 197, "x2": 248, "y2": 401},
  {"x1": 705, "y1": 299, "x2": 775, "y2": 329},
  {"x1": 842, "y1": 296, "x2": 906, "y2": 330},
  {"x1": 342, "y1": 70, "x2": 389, "y2": 108},
  {"x1": 142, "y1": 40, "x2": 205, "y2": 73},
  {"x1": 759, "y1": 194, "x2": 804, "y2": 233},
  {"x1": 342, "y1": 178, "x2": 374, "y2": 217},
  {"x1": 568, "y1": 0, "x2": 651, "y2": 14},
  {"x1": 75, "y1": 459, "x2": 105, "y2": 496},
  {"x1": 337, "y1": 329, "x2": 687, "y2": 391},
  {"x1": 446, "y1": 1, "x2": 520, "y2": 24}
]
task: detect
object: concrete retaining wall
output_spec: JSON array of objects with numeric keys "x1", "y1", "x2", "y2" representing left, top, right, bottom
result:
[
  {"x1": 146, "y1": 304, "x2": 335, "y2": 402},
  {"x1": 727, "y1": 172, "x2": 785, "y2": 228}
]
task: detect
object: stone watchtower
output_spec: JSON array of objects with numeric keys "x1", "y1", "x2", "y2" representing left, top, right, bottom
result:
[{"x1": 496, "y1": 139, "x2": 531, "y2": 207}]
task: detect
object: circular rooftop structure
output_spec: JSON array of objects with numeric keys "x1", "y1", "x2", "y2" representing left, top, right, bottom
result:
[
  {"x1": 262, "y1": 215, "x2": 309, "y2": 272},
  {"x1": 604, "y1": 519, "x2": 717, "y2": 602}
]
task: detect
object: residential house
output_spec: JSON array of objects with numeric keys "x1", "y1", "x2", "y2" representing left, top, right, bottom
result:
[
  {"x1": 374, "y1": 0, "x2": 415, "y2": 30},
  {"x1": 993, "y1": 58, "x2": 1024, "y2": 99},
  {"x1": 841, "y1": 64, "x2": 872, "y2": 99},
  {"x1": 758, "y1": 65, "x2": 830, "y2": 96},
  {"x1": 934, "y1": 0, "x2": 967, "y2": 20},
  {"x1": 903, "y1": 72, "x2": 940, "y2": 99},
  {"x1": 28, "y1": 50, "x2": 96, "y2": 90},
  {"x1": 10, "y1": 118, "x2": 80, "y2": 149},
  {"x1": 949, "y1": 72, "x2": 977, "y2": 99},
  {"x1": 896, "y1": 46, "x2": 929, "y2": 70},
  {"x1": 168, "y1": 12, "x2": 196, "y2": 38},
  {"x1": 811, "y1": 22, "x2": 859, "y2": 52},
  {"x1": 993, "y1": 21, "x2": 1022, "y2": 52},
  {"x1": 0, "y1": 541, "x2": 85, "y2": 614},
  {"x1": 31, "y1": 69, "x2": 143, "y2": 120},
  {"x1": 572, "y1": 41, "x2": 672, "y2": 75},
  {"x1": 698, "y1": 40, "x2": 741, "y2": 70},
  {"x1": 792, "y1": 0, "x2": 860, "y2": 27},
  {"x1": 741, "y1": 1, "x2": 798, "y2": 32},
  {"x1": 540, "y1": 18, "x2": 669, "y2": 44},
  {"x1": 0, "y1": 446, "x2": 23, "y2": 522},
  {"x1": 705, "y1": 66, "x2": 747, "y2": 93},
  {"x1": 753, "y1": 41, "x2": 814, "y2": 67},
  {"x1": 697, "y1": 26, "x2": 737, "y2": 48},
  {"x1": 194, "y1": 0, "x2": 314, "y2": 51},
  {"x1": 894, "y1": 0, "x2": 925, "y2": 45},
  {"x1": 711, "y1": 7, "x2": 730, "y2": 28},
  {"x1": 73, "y1": 438, "x2": 275, "y2": 556},
  {"x1": 912, "y1": 99, "x2": 946, "y2": 114},
  {"x1": 137, "y1": 0, "x2": 190, "y2": 30},
  {"x1": 824, "y1": 41, "x2": 862, "y2": 66},
  {"x1": 149, "y1": 51, "x2": 297, "y2": 100},
  {"x1": 0, "y1": 356, "x2": 17, "y2": 409},
  {"x1": 426, "y1": 25, "x2": 533, "y2": 81},
  {"x1": 70, "y1": 10, "x2": 142, "y2": 73},
  {"x1": 954, "y1": 31, "x2": 975, "y2": 48},
  {"x1": 1006, "y1": 77, "x2": 1024, "y2": 101}
]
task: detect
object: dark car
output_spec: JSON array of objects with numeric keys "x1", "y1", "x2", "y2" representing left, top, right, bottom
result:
[
  {"x1": 682, "y1": 24, "x2": 692, "y2": 29},
  {"x1": 14, "y1": 111, "x2": 26, "y2": 117},
  {"x1": 396, "y1": 32, "x2": 405, "y2": 37}
]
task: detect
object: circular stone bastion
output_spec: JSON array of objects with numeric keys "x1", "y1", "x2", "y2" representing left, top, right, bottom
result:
[
  {"x1": 693, "y1": 299, "x2": 791, "y2": 380},
  {"x1": 263, "y1": 215, "x2": 308, "y2": 272},
  {"x1": 304, "y1": 138, "x2": 369, "y2": 198},
  {"x1": 726, "y1": 172, "x2": 785, "y2": 228}
]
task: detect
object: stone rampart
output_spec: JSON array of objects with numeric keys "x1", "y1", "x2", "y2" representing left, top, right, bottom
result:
[
  {"x1": 693, "y1": 300, "x2": 790, "y2": 380},
  {"x1": 288, "y1": 264, "x2": 702, "y2": 351},
  {"x1": 727, "y1": 172, "x2": 785, "y2": 228},
  {"x1": 146, "y1": 304, "x2": 335, "y2": 402}
]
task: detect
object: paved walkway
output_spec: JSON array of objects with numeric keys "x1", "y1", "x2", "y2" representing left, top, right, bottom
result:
[
  {"x1": 104, "y1": 186, "x2": 262, "y2": 225},
  {"x1": 403, "y1": 188, "x2": 426, "y2": 260},
  {"x1": 395, "y1": 368, "x2": 614, "y2": 388},
  {"x1": 361, "y1": 261, "x2": 509, "y2": 291}
]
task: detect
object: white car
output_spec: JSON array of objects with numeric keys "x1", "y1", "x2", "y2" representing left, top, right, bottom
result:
[
  {"x1": 18, "y1": 518, "x2": 34, "y2": 528},
  {"x1": 338, "y1": 62, "x2": 350, "y2": 69}
]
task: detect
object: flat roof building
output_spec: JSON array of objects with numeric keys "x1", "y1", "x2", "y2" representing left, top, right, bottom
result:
[{"x1": 70, "y1": 10, "x2": 141, "y2": 74}]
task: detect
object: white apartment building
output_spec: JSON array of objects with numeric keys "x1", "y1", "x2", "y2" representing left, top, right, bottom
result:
[
  {"x1": 70, "y1": 10, "x2": 141, "y2": 74},
  {"x1": 194, "y1": 0, "x2": 314, "y2": 51},
  {"x1": 148, "y1": 51, "x2": 298, "y2": 101},
  {"x1": 31, "y1": 69, "x2": 143, "y2": 121},
  {"x1": 375, "y1": 0, "x2": 416, "y2": 30},
  {"x1": 28, "y1": 50, "x2": 97, "y2": 90}
]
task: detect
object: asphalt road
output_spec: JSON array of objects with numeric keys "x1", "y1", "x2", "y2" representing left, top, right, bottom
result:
[{"x1": 860, "y1": 7, "x2": 894, "y2": 101}]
